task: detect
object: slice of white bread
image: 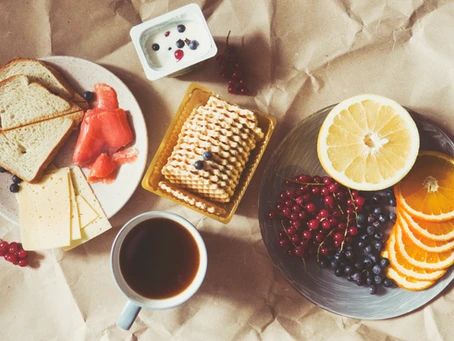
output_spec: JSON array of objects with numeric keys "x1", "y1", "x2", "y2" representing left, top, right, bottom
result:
[
  {"x1": 0, "y1": 117, "x2": 74, "y2": 182},
  {"x1": 0, "y1": 75, "x2": 84, "y2": 130},
  {"x1": 0, "y1": 58, "x2": 88, "y2": 110}
]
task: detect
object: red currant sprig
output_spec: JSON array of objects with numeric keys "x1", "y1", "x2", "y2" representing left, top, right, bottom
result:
[
  {"x1": 0, "y1": 239, "x2": 28, "y2": 267},
  {"x1": 270, "y1": 173, "x2": 366, "y2": 261},
  {"x1": 215, "y1": 31, "x2": 250, "y2": 95}
]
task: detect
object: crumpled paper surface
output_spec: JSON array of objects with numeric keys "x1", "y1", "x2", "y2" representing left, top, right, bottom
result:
[{"x1": 1, "y1": 0, "x2": 453, "y2": 340}]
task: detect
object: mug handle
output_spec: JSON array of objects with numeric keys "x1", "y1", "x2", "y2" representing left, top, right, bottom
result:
[{"x1": 117, "y1": 300, "x2": 142, "y2": 330}]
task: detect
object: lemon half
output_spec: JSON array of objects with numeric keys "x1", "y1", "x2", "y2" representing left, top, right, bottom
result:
[{"x1": 317, "y1": 94, "x2": 420, "y2": 191}]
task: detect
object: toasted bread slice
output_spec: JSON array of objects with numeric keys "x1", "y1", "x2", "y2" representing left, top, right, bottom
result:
[
  {"x1": 0, "y1": 58, "x2": 88, "y2": 110},
  {"x1": 0, "y1": 75, "x2": 84, "y2": 130},
  {"x1": 0, "y1": 117, "x2": 74, "y2": 182}
]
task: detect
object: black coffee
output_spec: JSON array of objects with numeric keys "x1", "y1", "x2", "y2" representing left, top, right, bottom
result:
[{"x1": 119, "y1": 218, "x2": 200, "y2": 299}]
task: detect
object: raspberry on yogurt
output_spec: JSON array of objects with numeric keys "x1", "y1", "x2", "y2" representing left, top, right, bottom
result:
[{"x1": 143, "y1": 21, "x2": 210, "y2": 66}]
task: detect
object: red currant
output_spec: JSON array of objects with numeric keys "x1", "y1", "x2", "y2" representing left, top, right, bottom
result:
[
  {"x1": 355, "y1": 196, "x2": 365, "y2": 206},
  {"x1": 290, "y1": 213, "x2": 299, "y2": 221},
  {"x1": 336, "y1": 191, "x2": 345, "y2": 199},
  {"x1": 292, "y1": 220, "x2": 302, "y2": 229},
  {"x1": 348, "y1": 226, "x2": 358, "y2": 236},
  {"x1": 232, "y1": 71, "x2": 243, "y2": 80},
  {"x1": 228, "y1": 84, "x2": 237, "y2": 94},
  {"x1": 291, "y1": 235, "x2": 301, "y2": 244},
  {"x1": 321, "y1": 220, "x2": 331, "y2": 230},
  {"x1": 323, "y1": 176, "x2": 333, "y2": 185},
  {"x1": 286, "y1": 227, "x2": 296, "y2": 236},
  {"x1": 338, "y1": 223, "x2": 346, "y2": 230},
  {"x1": 315, "y1": 233, "x2": 324, "y2": 243},
  {"x1": 306, "y1": 203, "x2": 317, "y2": 213},
  {"x1": 313, "y1": 176, "x2": 322, "y2": 183},
  {"x1": 279, "y1": 239, "x2": 289, "y2": 248},
  {"x1": 320, "y1": 247, "x2": 330, "y2": 256},
  {"x1": 282, "y1": 208, "x2": 291, "y2": 216},
  {"x1": 333, "y1": 232, "x2": 344, "y2": 242},
  {"x1": 17, "y1": 248, "x2": 27, "y2": 259},
  {"x1": 284, "y1": 200, "x2": 293, "y2": 207},
  {"x1": 286, "y1": 189, "x2": 295, "y2": 198},
  {"x1": 9, "y1": 242, "x2": 19, "y2": 254},
  {"x1": 320, "y1": 186, "x2": 329, "y2": 196},
  {"x1": 300, "y1": 184, "x2": 311, "y2": 193},
  {"x1": 302, "y1": 194, "x2": 311, "y2": 203},
  {"x1": 300, "y1": 239, "x2": 310, "y2": 248},
  {"x1": 307, "y1": 219, "x2": 319, "y2": 230},
  {"x1": 291, "y1": 205, "x2": 302, "y2": 213},
  {"x1": 324, "y1": 195, "x2": 335, "y2": 206},
  {"x1": 8, "y1": 254, "x2": 18, "y2": 264},
  {"x1": 302, "y1": 230, "x2": 313, "y2": 240},
  {"x1": 328, "y1": 183, "x2": 339, "y2": 193},
  {"x1": 298, "y1": 211, "x2": 308, "y2": 220},
  {"x1": 294, "y1": 246, "x2": 305, "y2": 257}
]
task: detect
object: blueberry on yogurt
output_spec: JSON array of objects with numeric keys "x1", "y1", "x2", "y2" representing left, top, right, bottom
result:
[
  {"x1": 177, "y1": 24, "x2": 186, "y2": 33},
  {"x1": 188, "y1": 40, "x2": 199, "y2": 50},
  {"x1": 176, "y1": 39, "x2": 185, "y2": 48}
]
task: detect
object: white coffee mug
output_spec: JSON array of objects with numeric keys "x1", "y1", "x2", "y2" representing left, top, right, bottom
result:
[{"x1": 110, "y1": 211, "x2": 208, "y2": 330}]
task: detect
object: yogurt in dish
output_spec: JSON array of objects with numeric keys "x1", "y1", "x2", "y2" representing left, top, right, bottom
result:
[{"x1": 130, "y1": 4, "x2": 217, "y2": 81}]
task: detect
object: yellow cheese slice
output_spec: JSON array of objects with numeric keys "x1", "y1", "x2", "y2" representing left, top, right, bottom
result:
[
  {"x1": 43, "y1": 164, "x2": 81, "y2": 241},
  {"x1": 69, "y1": 176, "x2": 82, "y2": 240},
  {"x1": 75, "y1": 194, "x2": 98, "y2": 228},
  {"x1": 18, "y1": 168, "x2": 71, "y2": 250},
  {"x1": 62, "y1": 166, "x2": 112, "y2": 251}
]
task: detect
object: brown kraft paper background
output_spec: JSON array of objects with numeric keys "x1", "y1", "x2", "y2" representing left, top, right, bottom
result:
[{"x1": 0, "y1": 0, "x2": 453, "y2": 340}]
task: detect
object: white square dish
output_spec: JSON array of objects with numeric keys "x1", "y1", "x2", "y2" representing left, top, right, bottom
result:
[{"x1": 130, "y1": 3, "x2": 218, "y2": 81}]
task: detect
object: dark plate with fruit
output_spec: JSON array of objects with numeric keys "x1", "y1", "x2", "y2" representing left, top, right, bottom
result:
[{"x1": 258, "y1": 105, "x2": 454, "y2": 320}]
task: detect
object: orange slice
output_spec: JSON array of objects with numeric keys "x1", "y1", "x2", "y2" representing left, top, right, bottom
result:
[
  {"x1": 384, "y1": 229, "x2": 446, "y2": 281},
  {"x1": 317, "y1": 94, "x2": 419, "y2": 191},
  {"x1": 399, "y1": 208, "x2": 454, "y2": 241},
  {"x1": 395, "y1": 151, "x2": 454, "y2": 222},
  {"x1": 394, "y1": 219, "x2": 454, "y2": 270},
  {"x1": 382, "y1": 250, "x2": 435, "y2": 291},
  {"x1": 399, "y1": 210, "x2": 454, "y2": 252}
]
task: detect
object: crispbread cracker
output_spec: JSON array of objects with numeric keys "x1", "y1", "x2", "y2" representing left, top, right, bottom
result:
[
  {"x1": 162, "y1": 96, "x2": 263, "y2": 203},
  {"x1": 158, "y1": 181, "x2": 227, "y2": 216},
  {"x1": 206, "y1": 96, "x2": 264, "y2": 140}
]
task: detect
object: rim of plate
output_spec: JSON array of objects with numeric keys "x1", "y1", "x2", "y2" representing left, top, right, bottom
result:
[{"x1": 257, "y1": 104, "x2": 454, "y2": 320}]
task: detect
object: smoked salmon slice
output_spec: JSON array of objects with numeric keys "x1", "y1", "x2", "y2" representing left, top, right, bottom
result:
[
  {"x1": 72, "y1": 83, "x2": 135, "y2": 182},
  {"x1": 93, "y1": 83, "x2": 118, "y2": 110},
  {"x1": 87, "y1": 148, "x2": 138, "y2": 183}
]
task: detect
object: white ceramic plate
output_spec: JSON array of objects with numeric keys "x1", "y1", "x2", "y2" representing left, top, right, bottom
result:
[{"x1": 0, "y1": 56, "x2": 148, "y2": 225}]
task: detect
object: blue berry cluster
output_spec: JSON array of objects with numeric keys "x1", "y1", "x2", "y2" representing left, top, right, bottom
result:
[
  {"x1": 319, "y1": 189, "x2": 397, "y2": 294},
  {"x1": 0, "y1": 167, "x2": 22, "y2": 193},
  {"x1": 193, "y1": 151, "x2": 213, "y2": 170}
]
